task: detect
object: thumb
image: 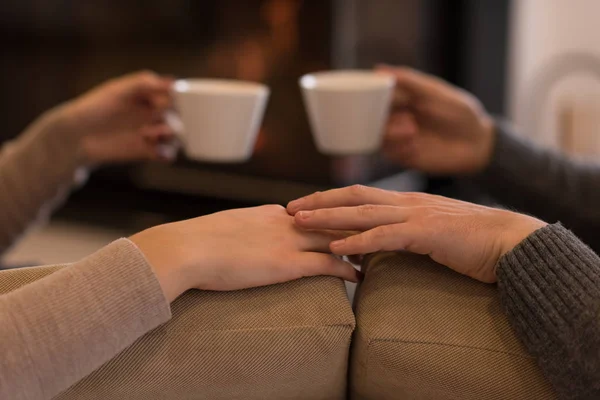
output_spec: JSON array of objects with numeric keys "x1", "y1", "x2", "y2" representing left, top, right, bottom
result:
[
  {"x1": 375, "y1": 63, "x2": 396, "y2": 72},
  {"x1": 124, "y1": 71, "x2": 173, "y2": 97},
  {"x1": 376, "y1": 65, "x2": 437, "y2": 101},
  {"x1": 123, "y1": 71, "x2": 174, "y2": 110}
]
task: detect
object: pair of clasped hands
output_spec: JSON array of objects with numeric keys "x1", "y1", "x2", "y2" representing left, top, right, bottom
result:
[{"x1": 54, "y1": 68, "x2": 546, "y2": 302}]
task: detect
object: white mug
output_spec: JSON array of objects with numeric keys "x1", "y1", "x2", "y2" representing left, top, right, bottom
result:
[
  {"x1": 300, "y1": 70, "x2": 395, "y2": 155},
  {"x1": 167, "y1": 79, "x2": 269, "y2": 163}
]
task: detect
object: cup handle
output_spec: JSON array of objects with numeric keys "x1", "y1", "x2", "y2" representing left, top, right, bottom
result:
[
  {"x1": 165, "y1": 109, "x2": 185, "y2": 142},
  {"x1": 154, "y1": 109, "x2": 185, "y2": 160}
]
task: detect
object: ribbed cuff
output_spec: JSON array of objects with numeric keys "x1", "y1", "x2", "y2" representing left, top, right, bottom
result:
[
  {"x1": 498, "y1": 223, "x2": 600, "y2": 345},
  {"x1": 497, "y1": 223, "x2": 600, "y2": 397}
]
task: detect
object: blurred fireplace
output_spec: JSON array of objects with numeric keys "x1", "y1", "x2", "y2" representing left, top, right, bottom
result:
[{"x1": 0, "y1": 0, "x2": 509, "y2": 221}]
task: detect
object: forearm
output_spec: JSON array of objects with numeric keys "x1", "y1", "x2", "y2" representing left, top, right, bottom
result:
[
  {"x1": 498, "y1": 224, "x2": 600, "y2": 399},
  {"x1": 474, "y1": 121, "x2": 600, "y2": 252},
  {"x1": 0, "y1": 104, "x2": 87, "y2": 255},
  {"x1": 0, "y1": 239, "x2": 172, "y2": 400}
]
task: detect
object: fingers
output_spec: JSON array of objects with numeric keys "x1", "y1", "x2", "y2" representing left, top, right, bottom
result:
[
  {"x1": 140, "y1": 123, "x2": 175, "y2": 140},
  {"x1": 381, "y1": 134, "x2": 418, "y2": 167},
  {"x1": 385, "y1": 111, "x2": 418, "y2": 142},
  {"x1": 154, "y1": 142, "x2": 179, "y2": 162},
  {"x1": 295, "y1": 205, "x2": 407, "y2": 231},
  {"x1": 287, "y1": 185, "x2": 401, "y2": 214},
  {"x1": 382, "y1": 138, "x2": 416, "y2": 163},
  {"x1": 149, "y1": 93, "x2": 173, "y2": 111},
  {"x1": 297, "y1": 253, "x2": 361, "y2": 283},
  {"x1": 112, "y1": 132, "x2": 178, "y2": 163},
  {"x1": 330, "y1": 223, "x2": 424, "y2": 256},
  {"x1": 376, "y1": 66, "x2": 411, "y2": 107},
  {"x1": 118, "y1": 71, "x2": 174, "y2": 111},
  {"x1": 128, "y1": 70, "x2": 174, "y2": 94},
  {"x1": 384, "y1": 111, "x2": 418, "y2": 160},
  {"x1": 297, "y1": 228, "x2": 356, "y2": 253},
  {"x1": 140, "y1": 123, "x2": 178, "y2": 161},
  {"x1": 376, "y1": 65, "x2": 444, "y2": 100}
]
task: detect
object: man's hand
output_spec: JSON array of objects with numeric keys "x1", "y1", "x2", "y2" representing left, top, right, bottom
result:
[
  {"x1": 288, "y1": 186, "x2": 547, "y2": 283},
  {"x1": 377, "y1": 65, "x2": 496, "y2": 175}
]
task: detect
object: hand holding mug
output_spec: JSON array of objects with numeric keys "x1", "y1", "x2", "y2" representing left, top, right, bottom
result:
[
  {"x1": 288, "y1": 186, "x2": 546, "y2": 283},
  {"x1": 377, "y1": 65, "x2": 496, "y2": 175},
  {"x1": 62, "y1": 71, "x2": 176, "y2": 165}
]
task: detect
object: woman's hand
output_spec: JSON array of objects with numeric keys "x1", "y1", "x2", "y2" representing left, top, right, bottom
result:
[
  {"x1": 377, "y1": 65, "x2": 496, "y2": 175},
  {"x1": 61, "y1": 71, "x2": 176, "y2": 165},
  {"x1": 288, "y1": 186, "x2": 547, "y2": 283},
  {"x1": 130, "y1": 205, "x2": 359, "y2": 302}
]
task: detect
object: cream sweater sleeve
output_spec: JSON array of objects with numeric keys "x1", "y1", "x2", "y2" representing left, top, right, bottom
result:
[
  {"x1": 0, "y1": 238, "x2": 172, "y2": 400},
  {"x1": 0, "y1": 105, "x2": 87, "y2": 255}
]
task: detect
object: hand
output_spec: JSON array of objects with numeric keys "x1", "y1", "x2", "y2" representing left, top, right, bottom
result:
[
  {"x1": 62, "y1": 71, "x2": 176, "y2": 166},
  {"x1": 377, "y1": 65, "x2": 495, "y2": 175},
  {"x1": 288, "y1": 186, "x2": 547, "y2": 283},
  {"x1": 130, "y1": 205, "x2": 360, "y2": 302}
]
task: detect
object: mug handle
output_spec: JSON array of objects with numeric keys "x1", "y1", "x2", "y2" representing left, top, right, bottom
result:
[
  {"x1": 164, "y1": 109, "x2": 185, "y2": 141},
  {"x1": 156, "y1": 109, "x2": 185, "y2": 160}
]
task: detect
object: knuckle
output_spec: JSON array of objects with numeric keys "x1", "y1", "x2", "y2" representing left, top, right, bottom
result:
[
  {"x1": 373, "y1": 225, "x2": 392, "y2": 240},
  {"x1": 404, "y1": 191, "x2": 423, "y2": 199},
  {"x1": 403, "y1": 238, "x2": 417, "y2": 252},
  {"x1": 397, "y1": 192, "x2": 417, "y2": 202},
  {"x1": 393, "y1": 67, "x2": 411, "y2": 81},
  {"x1": 417, "y1": 209, "x2": 434, "y2": 222},
  {"x1": 139, "y1": 69, "x2": 156, "y2": 79},
  {"x1": 139, "y1": 70, "x2": 159, "y2": 85},
  {"x1": 357, "y1": 204, "x2": 376, "y2": 217},
  {"x1": 310, "y1": 191, "x2": 322, "y2": 200},
  {"x1": 349, "y1": 184, "x2": 367, "y2": 197}
]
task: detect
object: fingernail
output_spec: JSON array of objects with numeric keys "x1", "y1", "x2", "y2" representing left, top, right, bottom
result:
[{"x1": 297, "y1": 210, "x2": 313, "y2": 219}]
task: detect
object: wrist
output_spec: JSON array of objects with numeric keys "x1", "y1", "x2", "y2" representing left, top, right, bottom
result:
[
  {"x1": 500, "y1": 214, "x2": 548, "y2": 257},
  {"x1": 488, "y1": 213, "x2": 547, "y2": 282},
  {"x1": 45, "y1": 101, "x2": 94, "y2": 166},
  {"x1": 130, "y1": 228, "x2": 194, "y2": 303}
]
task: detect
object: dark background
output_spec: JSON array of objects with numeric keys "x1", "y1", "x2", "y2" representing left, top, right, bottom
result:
[{"x1": 0, "y1": 0, "x2": 510, "y2": 229}]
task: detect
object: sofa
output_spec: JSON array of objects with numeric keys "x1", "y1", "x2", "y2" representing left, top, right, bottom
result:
[{"x1": 0, "y1": 252, "x2": 557, "y2": 399}]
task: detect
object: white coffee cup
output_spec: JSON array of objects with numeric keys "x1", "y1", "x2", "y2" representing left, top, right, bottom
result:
[
  {"x1": 168, "y1": 79, "x2": 269, "y2": 163},
  {"x1": 300, "y1": 70, "x2": 395, "y2": 155}
]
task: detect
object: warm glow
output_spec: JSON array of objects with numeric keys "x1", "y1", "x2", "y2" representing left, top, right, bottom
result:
[
  {"x1": 235, "y1": 39, "x2": 268, "y2": 82},
  {"x1": 253, "y1": 128, "x2": 268, "y2": 153}
]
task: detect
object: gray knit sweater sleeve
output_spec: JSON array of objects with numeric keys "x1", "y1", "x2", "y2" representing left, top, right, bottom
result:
[
  {"x1": 498, "y1": 223, "x2": 600, "y2": 399},
  {"x1": 475, "y1": 121, "x2": 600, "y2": 253}
]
